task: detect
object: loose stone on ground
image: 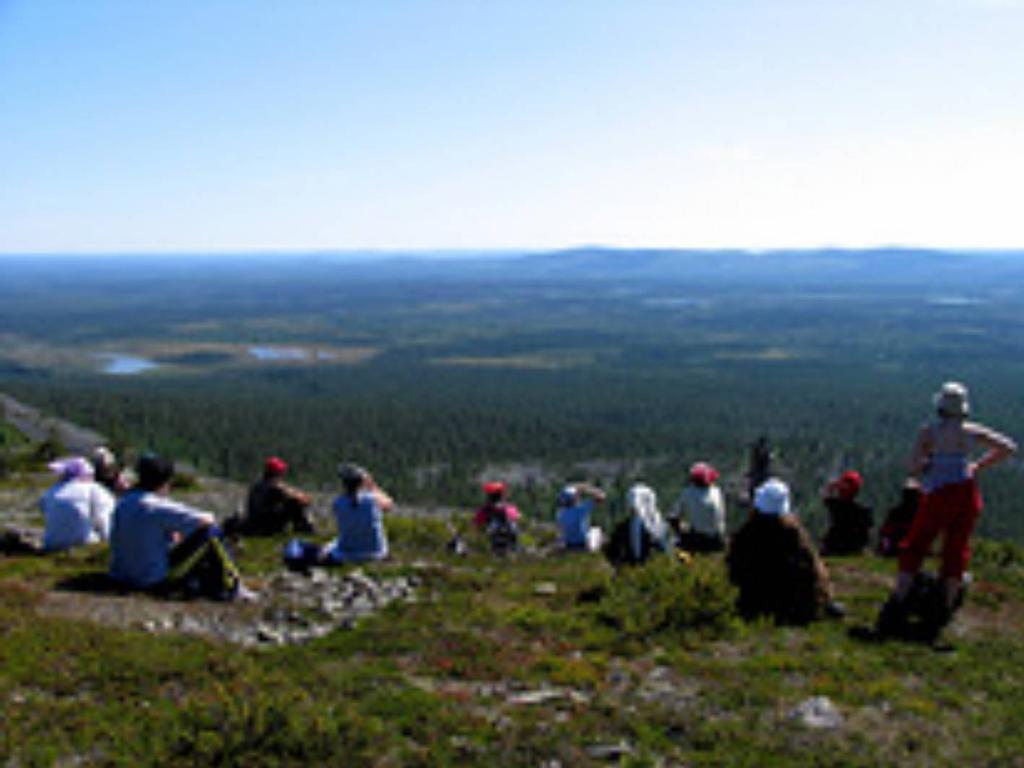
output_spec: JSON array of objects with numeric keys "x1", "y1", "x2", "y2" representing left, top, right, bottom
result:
[{"x1": 38, "y1": 566, "x2": 420, "y2": 647}]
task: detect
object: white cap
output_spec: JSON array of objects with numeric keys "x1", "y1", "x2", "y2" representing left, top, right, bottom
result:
[
  {"x1": 753, "y1": 478, "x2": 791, "y2": 516},
  {"x1": 933, "y1": 381, "x2": 969, "y2": 418}
]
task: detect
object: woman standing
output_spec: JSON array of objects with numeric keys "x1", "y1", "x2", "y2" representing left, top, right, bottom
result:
[{"x1": 879, "y1": 382, "x2": 1017, "y2": 637}]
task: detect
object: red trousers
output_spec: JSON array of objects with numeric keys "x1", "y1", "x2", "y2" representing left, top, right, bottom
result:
[{"x1": 898, "y1": 479, "x2": 982, "y2": 579}]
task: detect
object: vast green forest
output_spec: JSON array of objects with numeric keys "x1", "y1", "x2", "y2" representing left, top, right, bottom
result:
[{"x1": 2, "y1": 250, "x2": 1022, "y2": 539}]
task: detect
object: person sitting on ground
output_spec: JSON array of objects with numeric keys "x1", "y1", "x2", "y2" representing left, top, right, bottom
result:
[
  {"x1": 877, "y1": 479, "x2": 922, "y2": 558},
  {"x1": 324, "y1": 463, "x2": 393, "y2": 563},
  {"x1": 234, "y1": 456, "x2": 314, "y2": 536},
  {"x1": 671, "y1": 461, "x2": 727, "y2": 552},
  {"x1": 604, "y1": 483, "x2": 673, "y2": 566},
  {"x1": 819, "y1": 470, "x2": 873, "y2": 556},
  {"x1": 41, "y1": 456, "x2": 115, "y2": 552},
  {"x1": 556, "y1": 482, "x2": 606, "y2": 551},
  {"x1": 623, "y1": 483, "x2": 673, "y2": 564},
  {"x1": 474, "y1": 481, "x2": 521, "y2": 554},
  {"x1": 727, "y1": 478, "x2": 843, "y2": 625},
  {"x1": 876, "y1": 382, "x2": 1017, "y2": 641},
  {"x1": 109, "y1": 454, "x2": 250, "y2": 600},
  {"x1": 90, "y1": 446, "x2": 130, "y2": 495}
]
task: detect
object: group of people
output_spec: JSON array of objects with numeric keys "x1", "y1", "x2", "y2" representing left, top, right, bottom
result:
[
  {"x1": 22, "y1": 381, "x2": 1018, "y2": 642},
  {"x1": 34, "y1": 448, "x2": 398, "y2": 598}
]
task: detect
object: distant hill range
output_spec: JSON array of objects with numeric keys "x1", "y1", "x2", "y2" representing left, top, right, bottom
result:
[
  {"x1": 3, "y1": 247, "x2": 1024, "y2": 287},
  {"x1": 505, "y1": 247, "x2": 1024, "y2": 285}
]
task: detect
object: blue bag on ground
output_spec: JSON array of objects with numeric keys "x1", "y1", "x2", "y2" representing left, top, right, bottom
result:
[{"x1": 283, "y1": 538, "x2": 322, "y2": 571}]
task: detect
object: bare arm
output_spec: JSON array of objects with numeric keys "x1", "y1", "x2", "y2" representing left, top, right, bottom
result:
[
  {"x1": 364, "y1": 474, "x2": 394, "y2": 512},
  {"x1": 908, "y1": 424, "x2": 932, "y2": 478},
  {"x1": 280, "y1": 481, "x2": 312, "y2": 506},
  {"x1": 966, "y1": 422, "x2": 1018, "y2": 475},
  {"x1": 574, "y1": 482, "x2": 606, "y2": 503}
]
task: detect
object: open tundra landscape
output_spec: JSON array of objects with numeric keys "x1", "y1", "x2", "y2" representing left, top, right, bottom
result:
[
  {"x1": 2, "y1": 250, "x2": 1024, "y2": 766},
  {"x1": 5, "y1": 0, "x2": 1024, "y2": 763},
  {"x1": 2, "y1": 250, "x2": 1024, "y2": 536}
]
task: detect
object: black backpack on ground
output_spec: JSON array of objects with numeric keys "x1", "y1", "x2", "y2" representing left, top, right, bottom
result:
[
  {"x1": 483, "y1": 504, "x2": 518, "y2": 554},
  {"x1": 875, "y1": 572, "x2": 964, "y2": 645}
]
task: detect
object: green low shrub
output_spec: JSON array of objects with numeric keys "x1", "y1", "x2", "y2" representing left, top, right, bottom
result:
[
  {"x1": 972, "y1": 538, "x2": 1024, "y2": 593},
  {"x1": 386, "y1": 515, "x2": 453, "y2": 555},
  {"x1": 593, "y1": 555, "x2": 738, "y2": 643}
]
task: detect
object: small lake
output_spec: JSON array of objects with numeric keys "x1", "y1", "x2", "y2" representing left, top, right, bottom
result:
[
  {"x1": 642, "y1": 297, "x2": 706, "y2": 308},
  {"x1": 927, "y1": 296, "x2": 983, "y2": 307},
  {"x1": 247, "y1": 346, "x2": 310, "y2": 361},
  {"x1": 96, "y1": 353, "x2": 160, "y2": 375}
]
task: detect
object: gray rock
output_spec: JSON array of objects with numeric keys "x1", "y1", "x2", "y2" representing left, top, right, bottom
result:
[
  {"x1": 255, "y1": 625, "x2": 285, "y2": 645},
  {"x1": 176, "y1": 615, "x2": 204, "y2": 634},
  {"x1": 586, "y1": 742, "x2": 634, "y2": 760},
  {"x1": 507, "y1": 688, "x2": 569, "y2": 706},
  {"x1": 349, "y1": 595, "x2": 376, "y2": 615},
  {"x1": 788, "y1": 695, "x2": 843, "y2": 729}
]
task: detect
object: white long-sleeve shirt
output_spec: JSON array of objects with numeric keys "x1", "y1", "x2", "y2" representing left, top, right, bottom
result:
[
  {"x1": 672, "y1": 485, "x2": 726, "y2": 538},
  {"x1": 41, "y1": 479, "x2": 115, "y2": 551}
]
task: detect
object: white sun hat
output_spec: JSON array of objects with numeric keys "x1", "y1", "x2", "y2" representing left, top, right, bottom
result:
[
  {"x1": 753, "y1": 478, "x2": 791, "y2": 516},
  {"x1": 933, "y1": 381, "x2": 969, "y2": 418}
]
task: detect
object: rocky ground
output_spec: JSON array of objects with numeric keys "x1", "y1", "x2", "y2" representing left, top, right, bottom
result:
[
  {"x1": 38, "y1": 564, "x2": 423, "y2": 648},
  {"x1": 1, "y1": 464, "x2": 439, "y2": 649}
]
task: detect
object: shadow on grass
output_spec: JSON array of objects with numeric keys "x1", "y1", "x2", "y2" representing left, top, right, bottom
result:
[{"x1": 54, "y1": 570, "x2": 134, "y2": 596}]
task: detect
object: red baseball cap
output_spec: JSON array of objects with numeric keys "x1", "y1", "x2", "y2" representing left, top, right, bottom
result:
[
  {"x1": 689, "y1": 462, "x2": 720, "y2": 486},
  {"x1": 482, "y1": 481, "x2": 507, "y2": 496},
  {"x1": 264, "y1": 456, "x2": 288, "y2": 476},
  {"x1": 837, "y1": 470, "x2": 863, "y2": 499}
]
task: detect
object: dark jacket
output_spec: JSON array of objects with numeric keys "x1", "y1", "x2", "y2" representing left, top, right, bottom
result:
[
  {"x1": 727, "y1": 513, "x2": 832, "y2": 625},
  {"x1": 820, "y1": 497, "x2": 873, "y2": 555},
  {"x1": 241, "y1": 477, "x2": 313, "y2": 535},
  {"x1": 877, "y1": 486, "x2": 921, "y2": 557}
]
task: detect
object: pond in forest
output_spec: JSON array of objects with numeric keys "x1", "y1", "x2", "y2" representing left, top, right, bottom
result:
[
  {"x1": 96, "y1": 353, "x2": 160, "y2": 375},
  {"x1": 247, "y1": 346, "x2": 310, "y2": 361}
]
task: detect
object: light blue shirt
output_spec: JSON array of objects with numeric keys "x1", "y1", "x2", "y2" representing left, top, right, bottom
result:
[
  {"x1": 922, "y1": 421, "x2": 974, "y2": 493},
  {"x1": 557, "y1": 500, "x2": 594, "y2": 549},
  {"x1": 329, "y1": 492, "x2": 388, "y2": 562},
  {"x1": 109, "y1": 490, "x2": 207, "y2": 587},
  {"x1": 923, "y1": 452, "x2": 971, "y2": 493}
]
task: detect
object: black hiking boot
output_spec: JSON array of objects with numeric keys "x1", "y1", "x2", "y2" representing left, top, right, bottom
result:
[
  {"x1": 920, "y1": 598, "x2": 957, "y2": 648},
  {"x1": 874, "y1": 596, "x2": 909, "y2": 639}
]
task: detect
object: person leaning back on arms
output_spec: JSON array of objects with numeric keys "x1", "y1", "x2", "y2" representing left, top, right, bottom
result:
[{"x1": 109, "y1": 454, "x2": 252, "y2": 601}]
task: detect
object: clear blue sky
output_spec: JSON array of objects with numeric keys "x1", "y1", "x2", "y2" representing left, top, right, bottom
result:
[{"x1": 2, "y1": 0, "x2": 1022, "y2": 253}]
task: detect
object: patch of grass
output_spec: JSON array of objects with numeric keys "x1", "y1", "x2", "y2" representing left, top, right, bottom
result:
[
  {"x1": 972, "y1": 538, "x2": 1024, "y2": 591},
  {"x1": 0, "y1": 421, "x2": 25, "y2": 444},
  {"x1": 593, "y1": 555, "x2": 739, "y2": 647},
  {"x1": 3, "y1": 484, "x2": 1024, "y2": 766}
]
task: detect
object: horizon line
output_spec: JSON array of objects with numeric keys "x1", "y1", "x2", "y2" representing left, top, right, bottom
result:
[{"x1": 3, "y1": 244, "x2": 1024, "y2": 259}]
